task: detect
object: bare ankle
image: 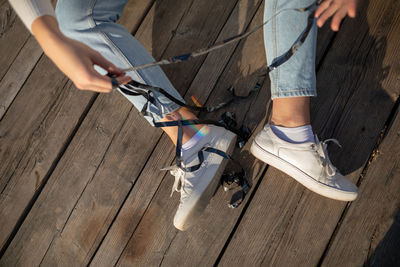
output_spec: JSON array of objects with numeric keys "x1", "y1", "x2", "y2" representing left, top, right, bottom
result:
[
  {"x1": 270, "y1": 116, "x2": 310, "y2": 127},
  {"x1": 159, "y1": 108, "x2": 203, "y2": 145},
  {"x1": 271, "y1": 97, "x2": 311, "y2": 127}
]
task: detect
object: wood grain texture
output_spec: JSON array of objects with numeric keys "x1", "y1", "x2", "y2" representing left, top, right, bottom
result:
[
  {"x1": 39, "y1": 104, "x2": 161, "y2": 266},
  {"x1": 158, "y1": 0, "x2": 244, "y2": 93},
  {"x1": 0, "y1": 56, "x2": 78, "y2": 250},
  {"x1": 91, "y1": 1, "x2": 262, "y2": 265},
  {"x1": 111, "y1": 1, "x2": 267, "y2": 266},
  {"x1": 218, "y1": 0, "x2": 400, "y2": 266},
  {"x1": 0, "y1": 1, "x2": 30, "y2": 80},
  {"x1": 0, "y1": 0, "x2": 241, "y2": 265},
  {"x1": 0, "y1": 0, "x2": 155, "y2": 263},
  {"x1": 0, "y1": 90, "x2": 132, "y2": 266},
  {"x1": 93, "y1": 1, "x2": 338, "y2": 265},
  {"x1": 118, "y1": 0, "x2": 154, "y2": 35},
  {"x1": 1, "y1": 0, "x2": 399, "y2": 265},
  {"x1": 0, "y1": 36, "x2": 42, "y2": 120},
  {"x1": 0, "y1": 2, "x2": 43, "y2": 121},
  {"x1": 114, "y1": 3, "x2": 284, "y2": 266}
]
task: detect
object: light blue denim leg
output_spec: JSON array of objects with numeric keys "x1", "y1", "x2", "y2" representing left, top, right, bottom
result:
[
  {"x1": 55, "y1": 0, "x2": 184, "y2": 125},
  {"x1": 264, "y1": 0, "x2": 318, "y2": 99}
]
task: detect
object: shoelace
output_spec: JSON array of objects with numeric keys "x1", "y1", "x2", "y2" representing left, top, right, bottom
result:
[
  {"x1": 161, "y1": 165, "x2": 185, "y2": 197},
  {"x1": 313, "y1": 136, "x2": 342, "y2": 177},
  {"x1": 109, "y1": 1, "x2": 322, "y2": 208}
]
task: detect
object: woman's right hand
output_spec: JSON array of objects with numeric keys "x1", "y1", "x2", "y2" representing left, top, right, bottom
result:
[{"x1": 32, "y1": 15, "x2": 131, "y2": 93}]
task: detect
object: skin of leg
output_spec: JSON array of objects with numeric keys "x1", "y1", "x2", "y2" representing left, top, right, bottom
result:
[
  {"x1": 159, "y1": 108, "x2": 205, "y2": 145},
  {"x1": 264, "y1": 0, "x2": 317, "y2": 128},
  {"x1": 270, "y1": 96, "x2": 311, "y2": 127}
]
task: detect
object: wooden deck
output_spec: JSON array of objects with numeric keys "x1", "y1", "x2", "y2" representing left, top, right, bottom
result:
[{"x1": 1, "y1": 0, "x2": 400, "y2": 266}]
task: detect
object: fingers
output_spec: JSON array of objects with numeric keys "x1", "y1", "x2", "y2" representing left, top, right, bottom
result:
[
  {"x1": 83, "y1": 51, "x2": 132, "y2": 92},
  {"x1": 74, "y1": 67, "x2": 132, "y2": 93},
  {"x1": 315, "y1": 0, "x2": 332, "y2": 18},
  {"x1": 90, "y1": 51, "x2": 124, "y2": 75},
  {"x1": 347, "y1": 1, "x2": 357, "y2": 17},
  {"x1": 316, "y1": 1, "x2": 341, "y2": 27},
  {"x1": 315, "y1": 0, "x2": 358, "y2": 30},
  {"x1": 331, "y1": 7, "x2": 348, "y2": 31}
]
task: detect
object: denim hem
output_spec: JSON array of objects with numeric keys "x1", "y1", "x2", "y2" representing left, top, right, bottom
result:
[
  {"x1": 271, "y1": 88, "x2": 317, "y2": 99},
  {"x1": 151, "y1": 103, "x2": 181, "y2": 123}
]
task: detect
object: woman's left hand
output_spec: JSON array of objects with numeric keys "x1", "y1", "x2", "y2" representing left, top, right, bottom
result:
[{"x1": 315, "y1": 0, "x2": 358, "y2": 31}]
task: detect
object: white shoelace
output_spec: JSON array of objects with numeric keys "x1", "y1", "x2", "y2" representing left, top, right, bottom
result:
[
  {"x1": 313, "y1": 136, "x2": 342, "y2": 177},
  {"x1": 161, "y1": 165, "x2": 185, "y2": 197}
]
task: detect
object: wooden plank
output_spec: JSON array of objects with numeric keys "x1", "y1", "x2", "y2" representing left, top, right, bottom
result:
[
  {"x1": 41, "y1": 1, "x2": 241, "y2": 265},
  {"x1": 132, "y1": 0, "x2": 193, "y2": 60},
  {"x1": 95, "y1": 1, "x2": 338, "y2": 266},
  {"x1": 39, "y1": 103, "x2": 163, "y2": 267},
  {"x1": 90, "y1": 1, "x2": 264, "y2": 265},
  {"x1": 0, "y1": 36, "x2": 42, "y2": 120},
  {"x1": 0, "y1": 0, "x2": 154, "y2": 258},
  {"x1": 321, "y1": 106, "x2": 400, "y2": 266},
  {"x1": 217, "y1": 0, "x2": 400, "y2": 266},
  {"x1": 0, "y1": 0, "x2": 240, "y2": 265},
  {"x1": 0, "y1": 56, "x2": 78, "y2": 250},
  {"x1": 118, "y1": 0, "x2": 155, "y2": 35},
  {"x1": 0, "y1": 0, "x2": 44, "y2": 121},
  {"x1": 0, "y1": 90, "x2": 132, "y2": 266},
  {"x1": 0, "y1": 1, "x2": 30, "y2": 80},
  {"x1": 114, "y1": 1, "x2": 266, "y2": 265},
  {"x1": 114, "y1": 1, "x2": 336, "y2": 265},
  {"x1": 88, "y1": 133, "x2": 179, "y2": 267}
]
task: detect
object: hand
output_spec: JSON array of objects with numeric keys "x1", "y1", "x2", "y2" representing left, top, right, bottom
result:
[
  {"x1": 32, "y1": 16, "x2": 131, "y2": 93},
  {"x1": 315, "y1": 0, "x2": 358, "y2": 31}
]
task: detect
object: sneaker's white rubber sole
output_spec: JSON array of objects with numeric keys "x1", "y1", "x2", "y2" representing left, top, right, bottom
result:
[
  {"x1": 174, "y1": 132, "x2": 237, "y2": 231},
  {"x1": 250, "y1": 140, "x2": 357, "y2": 202}
]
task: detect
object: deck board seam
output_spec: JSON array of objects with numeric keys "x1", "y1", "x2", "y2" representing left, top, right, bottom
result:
[
  {"x1": 192, "y1": 0, "x2": 264, "y2": 113},
  {"x1": 0, "y1": 91, "x2": 98, "y2": 258},
  {"x1": 129, "y1": 0, "x2": 157, "y2": 36},
  {"x1": 158, "y1": 231, "x2": 178, "y2": 267},
  {"x1": 179, "y1": 0, "x2": 242, "y2": 96},
  {"x1": 213, "y1": 164, "x2": 269, "y2": 267},
  {"x1": 59, "y1": 104, "x2": 134, "y2": 235},
  {"x1": 38, "y1": 231, "x2": 58, "y2": 267},
  {"x1": 156, "y1": 0, "x2": 197, "y2": 62},
  {"x1": 315, "y1": 31, "x2": 337, "y2": 71},
  {"x1": 104, "y1": 2, "x2": 259, "y2": 263},
  {"x1": 0, "y1": 69, "x2": 66, "y2": 196},
  {"x1": 318, "y1": 30, "x2": 370, "y2": 137},
  {"x1": 264, "y1": 189, "x2": 306, "y2": 265},
  {"x1": 114, "y1": 163, "x2": 173, "y2": 266},
  {"x1": 86, "y1": 132, "x2": 166, "y2": 266},
  {"x1": 0, "y1": 52, "x2": 44, "y2": 123},
  {"x1": 0, "y1": 32, "x2": 30, "y2": 83}
]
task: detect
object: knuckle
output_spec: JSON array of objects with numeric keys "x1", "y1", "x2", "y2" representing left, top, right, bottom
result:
[{"x1": 74, "y1": 82, "x2": 85, "y2": 90}]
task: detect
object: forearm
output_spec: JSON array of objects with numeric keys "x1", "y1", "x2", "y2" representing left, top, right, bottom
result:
[
  {"x1": 8, "y1": 0, "x2": 55, "y2": 32},
  {"x1": 31, "y1": 15, "x2": 65, "y2": 56}
]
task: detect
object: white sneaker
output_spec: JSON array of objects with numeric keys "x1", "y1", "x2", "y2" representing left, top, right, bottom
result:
[
  {"x1": 166, "y1": 125, "x2": 236, "y2": 231},
  {"x1": 250, "y1": 124, "x2": 358, "y2": 201}
]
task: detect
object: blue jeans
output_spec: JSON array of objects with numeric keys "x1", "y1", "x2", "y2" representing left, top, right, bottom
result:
[
  {"x1": 55, "y1": 0, "x2": 317, "y2": 125},
  {"x1": 264, "y1": 0, "x2": 318, "y2": 99}
]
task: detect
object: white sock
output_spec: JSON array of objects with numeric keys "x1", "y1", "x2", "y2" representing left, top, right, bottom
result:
[{"x1": 270, "y1": 124, "x2": 315, "y2": 143}]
